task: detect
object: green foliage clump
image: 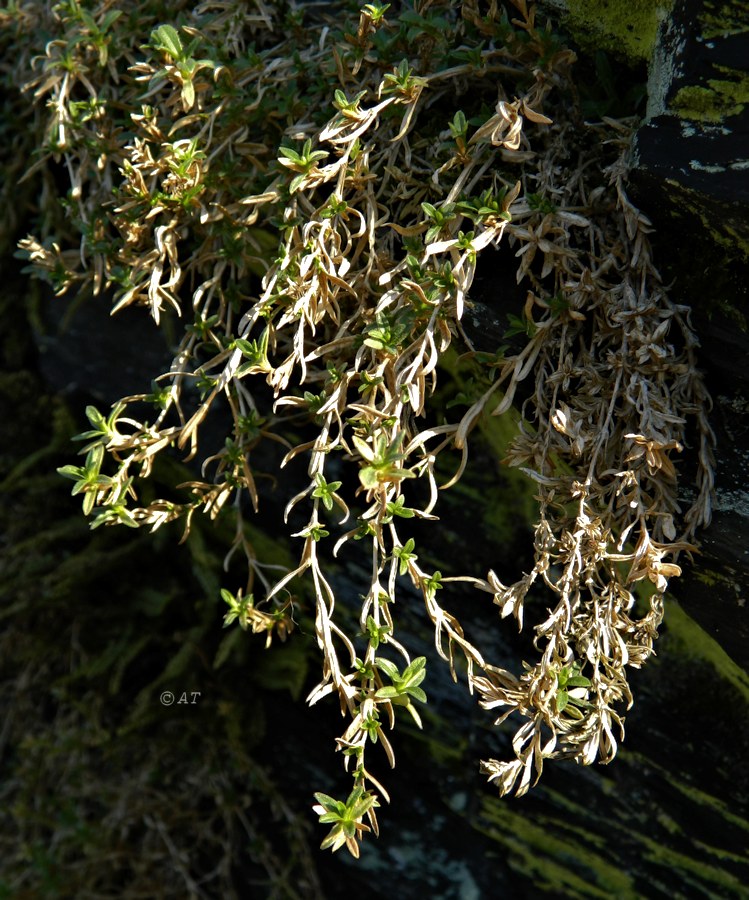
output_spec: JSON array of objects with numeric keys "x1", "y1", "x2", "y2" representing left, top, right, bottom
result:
[{"x1": 5, "y1": 0, "x2": 715, "y2": 858}]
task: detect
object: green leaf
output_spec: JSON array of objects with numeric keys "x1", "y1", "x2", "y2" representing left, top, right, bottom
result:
[
  {"x1": 375, "y1": 658, "x2": 400, "y2": 680},
  {"x1": 57, "y1": 464, "x2": 84, "y2": 481},
  {"x1": 351, "y1": 434, "x2": 375, "y2": 463},
  {"x1": 311, "y1": 475, "x2": 342, "y2": 511},
  {"x1": 359, "y1": 466, "x2": 380, "y2": 490},
  {"x1": 386, "y1": 496, "x2": 415, "y2": 519},
  {"x1": 423, "y1": 571, "x2": 442, "y2": 597},
  {"x1": 313, "y1": 793, "x2": 346, "y2": 816},
  {"x1": 393, "y1": 537, "x2": 417, "y2": 574},
  {"x1": 449, "y1": 110, "x2": 467, "y2": 139},
  {"x1": 404, "y1": 701, "x2": 423, "y2": 728},
  {"x1": 406, "y1": 685, "x2": 427, "y2": 703},
  {"x1": 363, "y1": 2, "x2": 390, "y2": 22},
  {"x1": 402, "y1": 656, "x2": 426, "y2": 685},
  {"x1": 278, "y1": 145, "x2": 303, "y2": 164},
  {"x1": 151, "y1": 24, "x2": 183, "y2": 58},
  {"x1": 102, "y1": 10, "x2": 123, "y2": 30},
  {"x1": 78, "y1": 9, "x2": 97, "y2": 31},
  {"x1": 505, "y1": 312, "x2": 535, "y2": 339},
  {"x1": 365, "y1": 616, "x2": 389, "y2": 649},
  {"x1": 374, "y1": 685, "x2": 400, "y2": 699}
]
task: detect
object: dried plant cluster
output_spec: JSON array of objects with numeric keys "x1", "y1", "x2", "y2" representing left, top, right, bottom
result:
[{"x1": 11, "y1": 0, "x2": 714, "y2": 856}]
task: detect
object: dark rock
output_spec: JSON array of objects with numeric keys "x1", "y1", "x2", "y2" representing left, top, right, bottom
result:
[{"x1": 631, "y1": 0, "x2": 749, "y2": 260}]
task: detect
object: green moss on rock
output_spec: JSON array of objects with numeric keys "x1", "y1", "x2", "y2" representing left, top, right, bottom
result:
[
  {"x1": 671, "y1": 67, "x2": 749, "y2": 122},
  {"x1": 665, "y1": 178, "x2": 749, "y2": 264},
  {"x1": 699, "y1": 0, "x2": 749, "y2": 39},
  {"x1": 477, "y1": 796, "x2": 638, "y2": 898},
  {"x1": 662, "y1": 597, "x2": 749, "y2": 704},
  {"x1": 564, "y1": 0, "x2": 673, "y2": 62}
]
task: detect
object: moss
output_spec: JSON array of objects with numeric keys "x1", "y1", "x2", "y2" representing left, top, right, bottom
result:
[
  {"x1": 712, "y1": 296, "x2": 749, "y2": 331},
  {"x1": 671, "y1": 67, "x2": 749, "y2": 122},
  {"x1": 440, "y1": 433, "x2": 537, "y2": 548},
  {"x1": 400, "y1": 703, "x2": 469, "y2": 765},
  {"x1": 661, "y1": 597, "x2": 749, "y2": 704},
  {"x1": 476, "y1": 753, "x2": 749, "y2": 898},
  {"x1": 665, "y1": 178, "x2": 749, "y2": 264},
  {"x1": 477, "y1": 797, "x2": 638, "y2": 898},
  {"x1": 657, "y1": 770, "x2": 749, "y2": 841},
  {"x1": 637, "y1": 830, "x2": 748, "y2": 894},
  {"x1": 612, "y1": 756, "x2": 749, "y2": 895},
  {"x1": 564, "y1": 0, "x2": 673, "y2": 63},
  {"x1": 699, "y1": 0, "x2": 749, "y2": 39},
  {"x1": 647, "y1": 173, "x2": 749, "y2": 326}
]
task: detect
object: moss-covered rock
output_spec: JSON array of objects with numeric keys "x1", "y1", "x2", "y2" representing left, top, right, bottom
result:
[
  {"x1": 631, "y1": 0, "x2": 749, "y2": 270},
  {"x1": 543, "y1": 0, "x2": 674, "y2": 63},
  {"x1": 671, "y1": 66, "x2": 749, "y2": 122}
]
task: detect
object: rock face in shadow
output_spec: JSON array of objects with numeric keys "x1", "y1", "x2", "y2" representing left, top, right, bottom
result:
[
  {"x1": 633, "y1": 0, "x2": 749, "y2": 260},
  {"x1": 626, "y1": 0, "x2": 749, "y2": 668}
]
